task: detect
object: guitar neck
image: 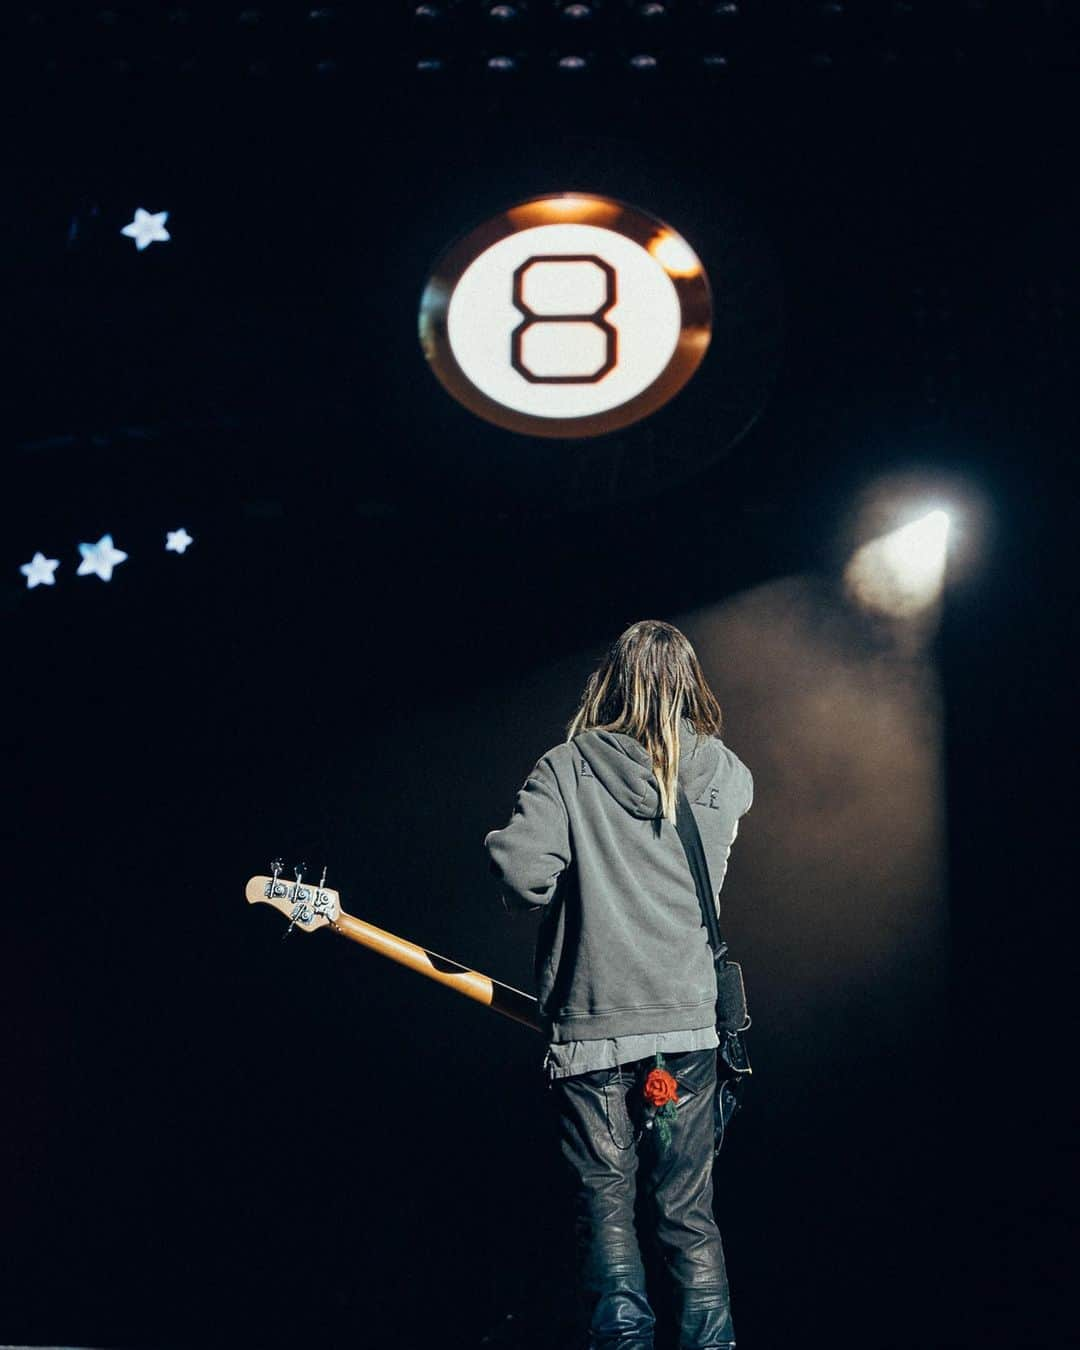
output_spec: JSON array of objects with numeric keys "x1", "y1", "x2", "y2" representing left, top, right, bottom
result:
[{"x1": 332, "y1": 909, "x2": 543, "y2": 1034}]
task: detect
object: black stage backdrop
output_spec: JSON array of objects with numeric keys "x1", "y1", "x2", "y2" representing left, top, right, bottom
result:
[{"x1": 5, "y1": 23, "x2": 1076, "y2": 1350}]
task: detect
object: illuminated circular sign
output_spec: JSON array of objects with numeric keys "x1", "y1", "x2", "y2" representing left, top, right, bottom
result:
[{"x1": 419, "y1": 194, "x2": 712, "y2": 439}]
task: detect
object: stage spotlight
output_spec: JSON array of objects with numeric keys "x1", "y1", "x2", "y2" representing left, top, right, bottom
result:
[{"x1": 844, "y1": 508, "x2": 950, "y2": 619}]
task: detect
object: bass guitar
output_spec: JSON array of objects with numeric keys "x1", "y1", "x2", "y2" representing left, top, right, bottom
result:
[
  {"x1": 245, "y1": 860, "x2": 748, "y2": 1152},
  {"x1": 245, "y1": 860, "x2": 541, "y2": 1032}
]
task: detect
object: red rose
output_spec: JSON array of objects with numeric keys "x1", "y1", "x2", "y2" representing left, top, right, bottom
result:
[{"x1": 643, "y1": 1067, "x2": 679, "y2": 1109}]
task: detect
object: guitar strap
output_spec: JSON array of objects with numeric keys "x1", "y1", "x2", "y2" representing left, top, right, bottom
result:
[
  {"x1": 674, "y1": 784, "x2": 727, "y2": 960},
  {"x1": 674, "y1": 784, "x2": 750, "y2": 1033},
  {"x1": 674, "y1": 783, "x2": 752, "y2": 1152}
]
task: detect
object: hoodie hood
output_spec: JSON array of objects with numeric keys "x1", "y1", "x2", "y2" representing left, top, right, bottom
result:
[{"x1": 574, "y1": 716, "x2": 721, "y2": 819}]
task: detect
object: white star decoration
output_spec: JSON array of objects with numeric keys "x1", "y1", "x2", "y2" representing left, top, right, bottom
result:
[
  {"x1": 121, "y1": 207, "x2": 171, "y2": 251},
  {"x1": 77, "y1": 534, "x2": 128, "y2": 582},
  {"x1": 165, "y1": 528, "x2": 193, "y2": 554},
  {"x1": 20, "y1": 552, "x2": 60, "y2": 589}
]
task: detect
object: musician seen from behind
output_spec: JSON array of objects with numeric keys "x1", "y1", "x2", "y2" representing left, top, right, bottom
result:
[{"x1": 484, "y1": 620, "x2": 754, "y2": 1350}]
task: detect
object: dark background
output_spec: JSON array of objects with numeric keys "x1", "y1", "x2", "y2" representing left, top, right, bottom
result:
[{"x1": 4, "y1": 5, "x2": 1077, "y2": 1348}]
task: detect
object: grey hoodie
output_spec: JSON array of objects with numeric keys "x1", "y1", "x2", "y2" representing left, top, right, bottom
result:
[{"x1": 484, "y1": 717, "x2": 753, "y2": 1043}]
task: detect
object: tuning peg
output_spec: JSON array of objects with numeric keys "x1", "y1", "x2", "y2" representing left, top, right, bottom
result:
[
  {"x1": 285, "y1": 861, "x2": 312, "y2": 940},
  {"x1": 270, "y1": 857, "x2": 283, "y2": 877},
  {"x1": 310, "y1": 863, "x2": 332, "y2": 918}
]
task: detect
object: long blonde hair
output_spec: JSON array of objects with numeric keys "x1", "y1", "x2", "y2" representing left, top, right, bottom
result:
[{"x1": 565, "y1": 620, "x2": 723, "y2": 823}]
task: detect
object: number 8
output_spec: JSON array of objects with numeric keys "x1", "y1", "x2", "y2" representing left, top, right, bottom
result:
[{"x1": 510, "y1": 254, "x2": 618, "y2": 384}]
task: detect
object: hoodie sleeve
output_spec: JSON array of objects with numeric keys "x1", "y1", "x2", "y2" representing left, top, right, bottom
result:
[
  {"x1": 740, "y1": 762, "x2": 754, "y2": 816},
  {"x1": 484, "y1": 753, "x2": 571, "y2": 914}
]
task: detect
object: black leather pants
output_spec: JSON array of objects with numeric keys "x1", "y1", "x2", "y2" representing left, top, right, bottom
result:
[{"x1": 550, "y1": 1047, "x2": 736, "y2": 1350}]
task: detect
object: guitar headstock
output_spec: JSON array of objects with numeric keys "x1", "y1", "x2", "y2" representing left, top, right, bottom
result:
[{"x1": 245, "y1": 859, "x2": 341, "y2": 934}]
